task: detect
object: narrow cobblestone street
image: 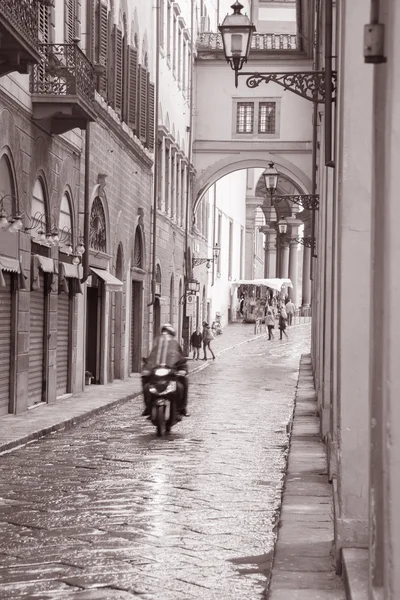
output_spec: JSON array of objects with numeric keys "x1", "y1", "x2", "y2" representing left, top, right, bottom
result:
[{"x1": 0, "y1": 326, "x2": 310, "y2": 600}]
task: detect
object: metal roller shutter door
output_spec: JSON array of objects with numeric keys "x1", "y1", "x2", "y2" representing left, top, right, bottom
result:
[
  {"x1": 29, "y1": 273, "x2": 45, "y2": 406},
  {"x1": 0, "y1": 274, "x2": 12, "y2": 416},
  {"x1": 57, "y1": 292, "x2": 70, "y2": 396}
]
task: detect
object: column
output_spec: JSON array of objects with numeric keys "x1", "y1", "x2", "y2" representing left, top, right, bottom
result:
[
  {"x1": 279, "y1": 240, "x2": 289, "y2": 279},
  {"x1": 288, "y1": 240, "x2": 299, "y2": 303},
  {"x1": 301, "y1": 245, "x2": 311, "y2": 308},
  {"x1": 170, "y1": 147, "x2": 177, "y2": 220},
  {"x1": 267, "y1": 231, "x2": 277, "y2": 278},
  {"x1": 176, "y1": 154, "x2": 181, "y2": 225},
  {"x1": 160, "y1": 136, "x2": 166, "y2": 211}
]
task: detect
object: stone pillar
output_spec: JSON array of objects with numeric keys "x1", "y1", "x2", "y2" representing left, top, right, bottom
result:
[
  {"x1": 288, "y1": 240, "x2": 299, "y2": 303},
  {"x1": 176, "y1": 154, "x2": 181, "y2": 225},
  {"x1": 301, "y1": 245, "x2": 311, "y2": 307},
  {"x1": 279, "y1": 240, "x2": 290, "y2": 279},
  {"x1": 268, "y1": 231, "x2": 277, "y2": 278},
  {"x1": 170, "y1": 147, "x2": 177, "y2": 220}
]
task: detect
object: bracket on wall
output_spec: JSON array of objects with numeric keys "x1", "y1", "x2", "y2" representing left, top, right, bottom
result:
[
  {"x1": 237, "y1": 71, "x2": 337, "y2": 103},
  {"x1": 272, "y1": 194, "x2": 320, "y2": 210}
]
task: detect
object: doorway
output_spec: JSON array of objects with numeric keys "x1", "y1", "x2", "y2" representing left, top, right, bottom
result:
[
  {"x1": 86, "y1": 285, "x2": 101, "y2": 383},
  {"x1": 130, "y1": 280, "x2": 143, "y2": 372},
  {"x1": 154, "y1": 297, "x2": 161, "y2": 339}
]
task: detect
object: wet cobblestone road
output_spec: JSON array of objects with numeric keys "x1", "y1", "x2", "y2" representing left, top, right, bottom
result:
[{"x1": 0, "y1": 326, "x2": 310, "y2": 600}]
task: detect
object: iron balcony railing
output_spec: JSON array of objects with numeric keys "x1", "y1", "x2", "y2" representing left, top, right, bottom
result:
[
  {"x1": 197, "y1": 32, "x2": 299, "y2": 52},
  {"x1": 30, "y1": 43, "x2": 96, "y2": 104},
  {"x1": 0, "y1": 0, "x2": 40, "y2": 51}
]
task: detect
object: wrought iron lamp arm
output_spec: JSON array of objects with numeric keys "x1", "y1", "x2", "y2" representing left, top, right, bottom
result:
[
  {"x1": 236, "y1": 70, "x2": 337, "y2": 104},
  {"x1": 192, "y1": 257, "x2": 212, "y2": 268},
  {"x1": 272, "y1": 194, "x2": 320, "y2": 211}
]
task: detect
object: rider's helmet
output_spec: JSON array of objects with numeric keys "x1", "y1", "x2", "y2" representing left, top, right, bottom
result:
[{"x1": 161, "y1": 323, "x2": 176, "y2": 337}]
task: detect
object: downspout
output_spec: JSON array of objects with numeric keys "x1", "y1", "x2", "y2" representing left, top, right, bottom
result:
[
  {"x1": 311, "y1": 0, "x2": 321, "y2": 271},
  {"x1": 211, "y1": 185, "x2": 216, "y2": 286},
  {"x1": 81, "y1": 122, "x2": 91, "y2": 283},
  {"x1": 148, "y1": 0, "x2": 161, "y2": 307},
  {"x1": 182, "y1": 0, "x2": 195, "y2": 353},
  {"x1": 324, "y1": 0, "x2": 334, "y2": 167}
]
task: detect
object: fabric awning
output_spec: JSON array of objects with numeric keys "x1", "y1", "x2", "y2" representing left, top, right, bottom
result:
[
  {"x1": 91, "y1": 267, "x2": 123, "y2": 292},
  {"x1": 61, "y1": 262, "x2": 80, "y2": 279},
  {"x1": 34, "y1": 255, "x2": 55, "y2": 273},
  {"x1": 0, "y1": 256, "x2": 20, "y2": 273},
  {"x1": 230, "y1": 278, "x2": 293, "y2": 293}
]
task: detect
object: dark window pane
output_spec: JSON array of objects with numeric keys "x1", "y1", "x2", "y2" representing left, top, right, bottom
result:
[
  {"x1": 236, "y1": 102, "x2": 254, "y2": 133},
  {"x1": 258, "y1": 102, "x2": 276, "y2": 133}
]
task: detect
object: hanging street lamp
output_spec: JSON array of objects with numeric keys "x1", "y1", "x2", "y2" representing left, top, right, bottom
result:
[
  {"x1": 262, "y1": 162, "x2": 279, "y2": 198},
  {"x1": 219, "y1": 2, "x2": 336, "y2": 102},
  {"x1": 192, "y1": 243, "x2": 221, "y2": 269},
  {"x1": 218, "y1": 1, "x2": 255, "y2": 88}
]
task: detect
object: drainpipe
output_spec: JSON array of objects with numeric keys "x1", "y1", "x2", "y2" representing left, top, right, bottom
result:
[
  {"x1": 211, "y1": 185, "x2": 216, "y2": 286},
  {"x1": 364, "y1": 0, "x2": 386, "y2": 63},
  {"x1": 310, "y1": 0, "x2": 321, "y2": 272},
  {"x1": 182, "y1": 0, "x2": 195, "y2": 354},
  {"x1": 81, "y1": 122, "x2": 91, "y2": 283},
  {"x1": 148, "y1": 0, "x2": 161, "y2": 307},
  {"x1": 324, "y1": 0, "x2": 334, "y2": 167}
]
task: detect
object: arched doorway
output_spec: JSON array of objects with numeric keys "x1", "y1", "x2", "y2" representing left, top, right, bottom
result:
[
  {"x1": 0, "y1": 154, "x2": 17, "y2": 415},
  {"x1": 86, "y1": 196, "x2": 107, "y2": 384},
  {"x1": 169, "y1": 274, "x2": 174, "y2": 325},
  {"x1": 114, "y1": 243, "x2": 124, "y2": 379},
  {"x1": 153, "y1": 264, "x2": 162, "y2": 338},
  {"x1": 29, "y1": 177, "x2": 48, "y2": 407},
  {"x1": 56, "y1": 191, "x2": 73, "y2": 397},
  {"x1": 131, "y1": 226, "x2": 144, "y2": 373}
]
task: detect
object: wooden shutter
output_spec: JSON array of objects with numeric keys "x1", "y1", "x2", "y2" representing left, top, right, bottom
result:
[
  {"x1": 147, "y1": 78, "x2": 155, "y2": 151},
  {"x1": 97, "y1": 0, "x2": 108, "y2": 98},
  {"x1": 0, "y1": 275, "x2": 12, "y2": 416},
  {"x1": 87, "y1": 0, "x2": 96, "y2": 61},
  {"x1": 57, "y1": 292, "x2": 70, "y2": 397},
  {"x1": 137, "y1": 64, "x2": 148, "y2": 143},
  {"x1": 65, "y1": 0, "x2": 76, "y2": 43},
  {"x1": 126, "y1": 46, "x2": 138, "y2": 131},
  {"x1": 76, "y1": 0, "x2": 81, "y2": 40},
  {"x1": 113, "y1": 25, "x2": 123, "y2": 114},
  {"x1": 38, "y1": 4, "x2": 49, "y2": 43}
]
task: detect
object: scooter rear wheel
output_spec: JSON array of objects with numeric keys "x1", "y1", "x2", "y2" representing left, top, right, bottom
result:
[{"x1": 156, "y1": 405, "x2": 166, "y2": 437}]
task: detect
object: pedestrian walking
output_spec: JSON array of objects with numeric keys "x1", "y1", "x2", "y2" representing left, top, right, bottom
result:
[
  {"x1": 190, "y1": 328, "x2": 203, "y2": 360},
  {"x1": 266, "y1": 308, "x2": 275, "y2": 340},
  {"x1": 202, "y1": 321, "x2": 216, "y2": 360},
  {"x1": 279, "y1": 306, "x2": 289, "y2": 340},
  {"x1": 285, "y1": 299, "x2": 295, "y2": 325}
]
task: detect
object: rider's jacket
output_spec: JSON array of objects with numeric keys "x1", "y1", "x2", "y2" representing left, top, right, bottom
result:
[{"x1": 145, "y1": 333, "x2": 185, "y2": 370}]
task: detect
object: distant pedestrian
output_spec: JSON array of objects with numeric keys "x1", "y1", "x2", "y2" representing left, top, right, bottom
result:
[
  {"x1": 202, "y1": 321, "x2": 216, "y2": 360},
  {"x1": 266, "y1": 308, "x2": 275, "y2": 340},
  {"x1": 279, "y1": 307, "x2": 288, "y2": 340},
  {"x1": 190, "y1": 328, "x2": 203, "y2": 360},
  {"x1": 285, "y1": 299, "x2": 295, "y2": 325}
]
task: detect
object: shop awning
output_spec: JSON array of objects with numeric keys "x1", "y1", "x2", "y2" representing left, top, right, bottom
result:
[
  {"x1": 90, "y1": 267, "x2": 123, "y2": 292},
  {"x1": 61, "y1": 262, "x2": 80, "y2": 279},
  {"x1": 34, "y1": 255, "x2": 55, "y2": 273},
  {"x1": 230, "y1": 278, "x2": 293, "y2": 293},
  {"x1": 0, "y1": 256, "x2": 21, "y2": 273}
]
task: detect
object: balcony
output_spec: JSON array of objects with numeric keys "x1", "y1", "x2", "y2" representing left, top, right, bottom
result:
[
  {"x1": 30, "y1": 43, "x2": 97, "y2": 134},
  {"x1": 197, "y1": 32, "x2": 299, "y2": 52},
  {"x1": 0, "y1": 0, "x2": 42, "y2": 76}
]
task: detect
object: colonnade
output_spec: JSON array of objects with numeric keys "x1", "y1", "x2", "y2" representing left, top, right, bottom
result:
[{"x1": 262, "y1": 224, "x2": 311, "y2": 308}]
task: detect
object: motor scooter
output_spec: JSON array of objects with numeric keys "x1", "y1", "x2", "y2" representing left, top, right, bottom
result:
[{"x1": 142, "y1": 358, "x2": 187, "y2": 437}]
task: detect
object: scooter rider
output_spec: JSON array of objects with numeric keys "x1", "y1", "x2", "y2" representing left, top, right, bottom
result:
[{"x1": 141, "y1": 323, "x2": 189, "y2": 417}]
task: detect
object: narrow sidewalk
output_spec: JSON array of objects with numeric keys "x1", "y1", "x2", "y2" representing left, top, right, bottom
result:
[
  {"x1": 268, "y1": 353, "x2": 345, "y2": 600},
  {"x1": 0, "y1": 322, "x2": 278, "y2": 455}
]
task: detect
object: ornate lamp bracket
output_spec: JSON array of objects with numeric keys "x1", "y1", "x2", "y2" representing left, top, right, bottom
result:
[
  {"x1": 293, "y1": 236, "x2": 315, "y2": 249},
  {"x1": 192, "y1": 257, "x2": 211, "y2": 268},
  {"x1": 238, "y1": 70, "x2": 336, "y2": 103},
  {"x1": 273, "y1": 194, "x2": 320, "y2": 210}
]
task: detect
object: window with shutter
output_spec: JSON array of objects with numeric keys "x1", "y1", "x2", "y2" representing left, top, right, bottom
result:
[
  {"x1": 65, "y1": 0, "x2": 76, "y2": 43},
  {"x1": 97, "y1": 0, "x2": 108, "y2": 99},
  {"x1": 88, "y1": 0, "x2": 96, "y2": 61},
  {"x1": 137, "y1": 64, "x2": 148, "y2": 143},
  {"x1": 38, "y1": 4, "x2": 50, "y2": 43},
  {"x1": 126, "y1": 46, "x2": 138, "y2": 131},
  {"x1": 147, "y1": 79, "x2": 155, "y2": 151},
  {"x1": 113, "y1": 25, "x2": 123, "y2": 114}
]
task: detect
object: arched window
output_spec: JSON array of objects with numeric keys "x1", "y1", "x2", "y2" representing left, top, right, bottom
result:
[
  {"x1": 59, "y1": 192, "x2": 73, "y2": 250},
  {"x1": 89, "y1": 197, "x2": 107, "y2": 252},
  {"x1": 155, "y1": 264, "x2": 161, "y2": 296},
  {"x1": 133, "y1": 226, "x2": 144, "y2": 269},
  {"x1": 31, "y1": 179, "x2": 47, "y2": 241},
  {"x1": 0, "y1": 154, "x2": 16, "y2": 215}
]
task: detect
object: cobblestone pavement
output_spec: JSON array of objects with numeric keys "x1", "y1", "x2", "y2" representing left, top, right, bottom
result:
[{"x1": 0, "y1": 326, "x2": 310, "y2": 600}]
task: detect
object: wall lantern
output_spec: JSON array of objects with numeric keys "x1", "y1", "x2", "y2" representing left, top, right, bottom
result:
[
  {"x1": 278, "y1": 218, "x2": 288, "y2": 235},
  {"x1": 187, "y1": 278, "x2": 200, "y2": 294},
  {"x1": 263, "y1": 162, "x2": 279, "y2": 198}
]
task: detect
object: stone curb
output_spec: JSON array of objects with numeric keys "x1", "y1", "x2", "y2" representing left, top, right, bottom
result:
[{"x1": 0, "y1": 331, "x2": 270, "y2": 456}]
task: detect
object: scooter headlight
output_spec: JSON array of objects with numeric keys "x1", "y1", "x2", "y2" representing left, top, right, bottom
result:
[{"x1": 154, "y1": 368, "x2": 170, "y2": 377}]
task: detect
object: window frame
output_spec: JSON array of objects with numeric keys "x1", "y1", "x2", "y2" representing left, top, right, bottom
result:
[{"x1": 232, "y1": 97, "x2": 281, "y2": 139}]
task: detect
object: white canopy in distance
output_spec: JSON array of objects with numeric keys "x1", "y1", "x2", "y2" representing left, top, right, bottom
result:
[{"x1": 230, "y1": 278, "x2": 293, "y2": 294}]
